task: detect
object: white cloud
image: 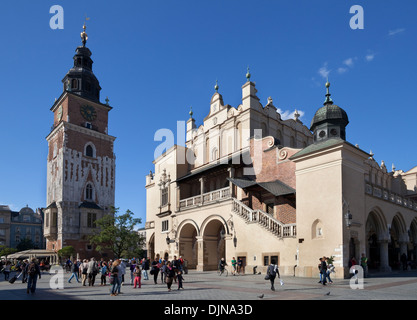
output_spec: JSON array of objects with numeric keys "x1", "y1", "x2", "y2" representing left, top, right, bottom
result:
[
  {"x1": 365, "y1": 53, "x2": 375, "y2": 62},
  {"x1": 338, "y1": 67, "x2": 348, "y2": 74},
  {"x1": 277, "y1": 108, "x2": 305, "y2": 121},
  {"x1": 388, "y1": 28, "x2": 405, "y2": 36},
  {"x1": 318, "y1": 63, "x2": 330, "y2": 79},
  {"x1": 343, "y1": 58, "x2": 354, "y2": 67}
]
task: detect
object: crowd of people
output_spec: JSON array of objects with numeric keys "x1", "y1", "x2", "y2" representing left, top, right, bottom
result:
[{"x1": 64, "y1": 255, "x2": 187, "y2": 295}]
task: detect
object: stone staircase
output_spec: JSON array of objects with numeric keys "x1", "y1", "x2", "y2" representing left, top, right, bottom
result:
[{"x1": 231, "y1": 198, "x2": 296, "y2": 238}]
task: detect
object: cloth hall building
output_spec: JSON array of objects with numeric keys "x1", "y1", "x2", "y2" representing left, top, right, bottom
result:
[{"x1": 145, "y1": 73, "x2": 417, "y2": 278}]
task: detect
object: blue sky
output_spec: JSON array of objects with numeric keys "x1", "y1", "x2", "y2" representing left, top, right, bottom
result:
[{"x1": 0, "y1": 0, "x2": 416, "y2": 226}]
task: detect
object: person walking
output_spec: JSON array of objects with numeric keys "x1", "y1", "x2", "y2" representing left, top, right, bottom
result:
[
  {"x1": 3, "y1": 261, "x2": 11, "y2": 281},
  {"x1": 87, "y1": 257, "x2": 98, "y2": 286},
  {"x1": 172, "y1": 256, "x2": 180, "y2": 283},
  {"x1": 151, "y1": 257, "x2": 160, "y2": 284},
  {"x1": 325, "y1": 257, "x2": 333, "y2": 284},
  {"x1": 110, "y1": 260, "x2": 121, "y2": 296},
  {"x1": 361, "y1": 253, "x2": 368, "y2": 277},
  {"x1": 320, "y1": 256, "x2": 328, "y2": 286},
  {"x1": 119, "y1": 259, "x2": 126, "y2": 286},
  {"x1": 267, "y1": 259, "x2": 280, "y2": 291},
  {"x1": 133, "y1": 265, "x2": 141, "y2": 288},
  {"x1": 165, "y1": 261, "x2": 175, "y2": 292},
  {"x1": 68, "y1": 259, "x2": 81, "y2": 283},
  {"x1": 100, "y1": 261, "x2": 108, "y2": 286},
  {"x1": 231, "y1": 257, "x2": 237, "y2": 276},
  {"x1": 81, "y1": 259, "x2": 88, "y2": 286},
  {"x1": 21, "y1": 260, "x2": 29, "y2": 283},
  {"x1": 142, "y1": 258, "x2": 150, "y2": 280},
  {"x1": 160, "y1": 260, "x2": 167, "y2": 284},
  {"x1": 25, "y1": 258, "x2": 41, "y2": 294},
  {"x1": 129, "y1": 259, "x2": 136, "y2": 285},
  {"x1": 177, "y1": 270, "x2": 184, "y2": 290},
  {"x1": 237, "y1": 257, "x2": 243, "y2": 275}
]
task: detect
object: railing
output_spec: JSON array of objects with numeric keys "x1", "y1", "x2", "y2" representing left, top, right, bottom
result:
[
  {"x1": 179, "y1": 187, "x2": 231, "y2": 210},
  {"x1": 232, "y1": 198, "x2": 296, "y2": 238},
  {"x1": 365, "y1": 182, "x2": 417, "y2": 212}
]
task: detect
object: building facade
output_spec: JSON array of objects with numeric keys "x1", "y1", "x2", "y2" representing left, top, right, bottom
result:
[
  {"x1": 43, "y1": 25, "x2": 116, "y2": 259},
  {"x1": 145, "y1": 76, "x2": 417, "y2": 278},
  {"x1": 0, "y1": 205, "x2": 44, "y2": 249}
]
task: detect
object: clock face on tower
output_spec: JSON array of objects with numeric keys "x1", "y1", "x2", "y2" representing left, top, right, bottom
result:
[{"x1": 80, "y1": 105, "x2": 97, "y2": 121}]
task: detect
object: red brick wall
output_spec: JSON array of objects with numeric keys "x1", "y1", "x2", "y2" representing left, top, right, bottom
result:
[{"x1": 250, "y1": 136, "x2": 297, "y2": 189}]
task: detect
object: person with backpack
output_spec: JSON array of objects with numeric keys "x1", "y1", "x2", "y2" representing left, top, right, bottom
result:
[
  {"x1": 25, "y1": 258, "x2": 41, "y2": 294},
  {"x1": 267, "y1": 259, "x2": 280, "y2": 291},
  {"x1": 87, "y1": 257, "x2": 98, "y2": 286},
  {"x1": 68, "y1": 259, "x2": 81, "y2": 283}
]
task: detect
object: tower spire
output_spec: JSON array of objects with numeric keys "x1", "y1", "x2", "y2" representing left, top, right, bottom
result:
[
  {"x1": 324, "y1": 78, "x2": 333, "y2": 105},
  {"x1": 246, "y1": 66, "x2": 251, "y2": 82},
  {"x1": 81, "y1": 16, "x2": 90, "y2": 47}
]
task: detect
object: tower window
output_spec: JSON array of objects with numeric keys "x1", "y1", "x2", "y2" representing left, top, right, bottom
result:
[
  {"x1": 84, "y1": 143, "x2": 96, "y2": 158},
  {"x1": 86, "y1": 145, "x2": 93, "y2": 157},
  {"x1": 85, "y1": 183, "x2": 93, "y2": 201},
  {"x1": 71, "y1": 79, "x2": 78, "y2": 90},
  {"x1": 87, "y1": 212, "x2": 97, "y2": 228}
]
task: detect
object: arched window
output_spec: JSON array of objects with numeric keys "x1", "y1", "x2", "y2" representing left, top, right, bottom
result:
[
  {"x1": 71, "y1": 79, "x2": 78, "y2": 90},
  {"x1": 86, "y1": 145, "x2": 93, "y2": 157},
  {"x1": 212, "y1": 148, "x2": 218, "y2": 161},
  {"x1": 312, "y1": 219, "x2": 324, "y2": 239},
  {"x1": 84, "y1": 143, "x2": 96, "y2": 158},
  {"x1": 85, "y1": 183, "x2": 93, "y2": 201}
]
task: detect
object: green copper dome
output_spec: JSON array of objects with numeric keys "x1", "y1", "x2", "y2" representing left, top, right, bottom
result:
[{"x1": 310, "y1": 104, "x2": 349, "y2": 131}]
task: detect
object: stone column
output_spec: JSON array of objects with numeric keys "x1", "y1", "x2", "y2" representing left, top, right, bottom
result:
[
  {"x1": 196, "y1": 236, "x2": 204, "y2": 271},
  {"x1": 228, "y1": 167, "x2": 235, "y2": 198},
  {"x1": 176, "y1": 185, "x2": 180, "y2": 211},
  {"x1": 378, "y1": 240, "x2": 391, "y2": 272},
  {"x1": 199, "y1": 177, "x2": 205, "y2": 204}
]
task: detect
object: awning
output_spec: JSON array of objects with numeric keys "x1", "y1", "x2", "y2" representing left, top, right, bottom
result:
[
  {"x1": 2, "y1": 249, "x2": 58, "y2": 260},
  {"x1": 227, "y1": 177, "x2": 295, "y2": 197}
]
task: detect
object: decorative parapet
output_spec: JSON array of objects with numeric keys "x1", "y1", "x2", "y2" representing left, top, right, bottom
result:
[{"x1": 365, "y1": 183, "x2": 417, "y2": 212}]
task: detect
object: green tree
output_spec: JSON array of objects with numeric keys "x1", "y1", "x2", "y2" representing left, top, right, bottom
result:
[
  {"x1": 16, "y1": 238, "x2": 35, "y2": 251},
  {"x1": 89, "y1": 207, "x2": 144, "y2": 259},
  {"x1": 58, "y1": 246, "x2": 76, "y2": 260},
  {"x1": 0, "y1": 246, "x2": 17, "y2": 259}
]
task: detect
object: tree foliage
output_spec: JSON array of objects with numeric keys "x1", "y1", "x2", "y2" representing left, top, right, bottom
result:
[
  {"x1": 16, "y1": 238, "x2": 36, "y2": 251},
  {"x1": 58, "y1": 246, "x2": 76, "y2": 259},
  {"x1": 89, "y1": 207, "x2": 144, "y2": 259},
  {"x1": 0, "y1": 246, "x2": 17, "y2": 259}
]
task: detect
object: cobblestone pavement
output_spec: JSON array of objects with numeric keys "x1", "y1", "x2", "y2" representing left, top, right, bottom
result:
[{"x1": 1, "y1": 267, "x2": 417, "y2": 301}]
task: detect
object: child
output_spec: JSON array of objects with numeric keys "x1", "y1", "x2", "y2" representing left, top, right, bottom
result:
[
  {"x1": 177, "y1": 270, "x2": 184, "y2": 290},
  {"x1": 133, "y1": 265, "x2": 141, "y2": 288}
]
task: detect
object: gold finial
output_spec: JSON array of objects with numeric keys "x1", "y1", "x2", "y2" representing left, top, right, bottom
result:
[{"x1": 81, "y1": 15, "x2": 90, "y2": 46}]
